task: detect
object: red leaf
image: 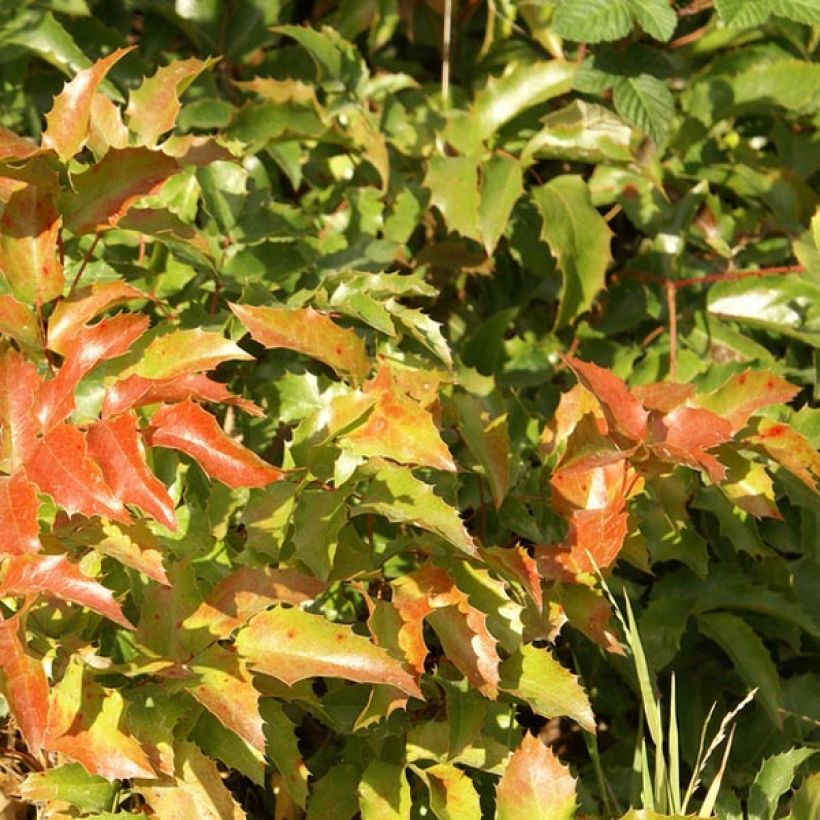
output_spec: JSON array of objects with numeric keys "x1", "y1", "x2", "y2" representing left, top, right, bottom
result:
[
  {"x1": 25, "y1": 423, "x2": 129, "y2": 522},
  {"x1": 59, "y1": 147, "x2": 182, "y2": 235},
  {"x1": 565, "y1": 357, "x2": 648, "y2": 442},
  {"x1": 651, "y1": 406, "x2": 733, "y2": 483},
  {"x1": 102, "y1": 373, "x2": 262, "y2": 419},
  {"x1": 0, "y1": 553, "x2": 133, "y2": 628},
  {"x1": 0, "y1": 614, "x2": 49, "y2": 754},
  {"x1": 696, "y1": 370, "x2": 800, "y2": 432},
  {"x1": 36, "y1": 313, "x2": 148, "y2": 431},
  {"x1": 47, "y1": 280, "x2": 147, "y2": 355},
  {"x1": 42, "y1": 48, "x2": 134, "y2": 162},
  {"x1": 566, "y1": 499, "x2": 628, "y2": 573},
  {"x1": 0, "y1": 183, "x2": 64, "y2": 305},
  {"x1": 0, "y1": 347, "x2": 40, "y2": 471},
  {"x1": 86, "y1": 412, "x2": 177, "y2": 531},
  {"x1": 184, "y1": 565, "x2": 326, "y2": 638},
  {"x1": 0, "y1": 471, "x2": 41, "y2": 554},
  {"x1": 146, "y1": 399, "x2": 284, "y2": 488}
]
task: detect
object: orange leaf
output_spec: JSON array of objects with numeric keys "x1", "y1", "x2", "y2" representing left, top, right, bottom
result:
[
  {"x1": 25, "y1": 423, "x2": 129, "y2": 522},
  {"x1": 344, "y1": 365, "x2": 456, "y2": 471},
  {"x1": 0, "y1": 553, "x2": 133, "y2": 628},
  {"x1": 86, "y1": 411, "x2": 177, "y2": 531},
  {"x1": 496, "y1": 733, "x2": 577, "y2": 820},
  {"x1": 146, "y1": 399, "x2": 284, "y2": 489},
  {"x1": 0, "y1": 347, "x2": 41, "y2": 472},
  {"x1": 0, "y1": 127, "x2": 39, "y2": 161},
  {"x1": 632, "y1": 382, "x2": 695, "y2": 413},
  {"x1": 0, "y1": 614, "x2": 49, "y2": 754},
  {"x1": 47, "y1": 280, "x2": 147, "y2": 355},
  {"x1": 87, "y1": 93, "x2": 129, "y2": 158},
  {"x1": 0, "y1": 471, "x2": 41, "y2": 554},
  {"x1": 746, "y1": 419, "x2": 820, "y2": 490},
  {"x1": 42, "y1": 47, "x2": 134, "y2": 162},
  {"x1": 0, "y1": 183, "x2": 64, "y2": 305},
  {"x1": 230, "y1": 302, "x2": 370, "y2": 384}
]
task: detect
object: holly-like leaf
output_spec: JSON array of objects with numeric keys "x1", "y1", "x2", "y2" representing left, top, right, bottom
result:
[
  {"x1": 0, "y1": 614, "x2": 49, "y2": 754},
  {"x1": 86, "y1": 411, "x2": 177, "y2": 531},
  {"x1": 532, "y1": 177, "x2": 612, "y2": 328},
  {"x1": 102, "y1": 373, "x2": 262, "y2": 419},
  {"x1": 35, "y1": 313, "x2": 149, "y2": 432},
  {"x1": 0, "y1": 553, "x2": 133, "y2": 628},
  {"x1": 392, "y1": 563, "x2": 500, "y2": 697},
  {"x1": 127, "y1": 57, "x2": 219, "y2": 147},
  {"x1": 496, "y1": 733, "x2": 577, "y2": 820},
  {"x1": 478, "y1": 155, "x2": 524, "y2": 255},
  {"x1": 87, "y1": 93, "x2": 129, "y2": 158},
  {"x1": 0, "y1": 183, "x2": 64, "y2": 305},
  {"x1": 81, "y1": 519, "x2": 169, "y2": 586},
  {"x1": 59, "y1": 147, "x2": 182, "y2": 235},
  {"x1": 25, "y1": 423, "x2": 129, "y2": 522},
  {"x1": 0, "y1": 347, "x2": 41, "y2": 472},
  {"x1": 235, "y1": 605, "x2": 422, "y2": 697},
  {"x1": 42, "y1": 47, "x2": 133, "y2": 162},
  {"x1": 188, "y1": 644, "x2": 265, "y2": 754},
  {"x1": 746, "y1": 419, "x2": 820, "y2": 491},
  {"x1": 230, "y1": 302, "x2": 370, "y2": 384},
  {"x1": 0, "y1": 471, "x2": 41, "y2": 554},
  {"x1": 0, "y1": 293, "x2": 40, "y2": 352},
  {"x1": 146, "y1": 399, "x2": 284, "y2": 488},
  {"x1": 47, "y1": 281, "x2": 147, "y2": 355},
  {"x1": 356, "y1": 465, "x2": 478, "y2": 558},
  {"x1": 499, "y1": 644, "x2": 595, "y2": 732},
  {"x1": 343, "y1": 365, "x2": 456, "y2": 472},
  {"x1": 183, "y1": 566, "x2": 326, "y2": 638},
  {"x1": 416, "y1": 762, "x2": 481, "y2": 820},
  {"x1": 696, "y1": 370, "x2": 800, "y2": 432},
  {"x1": 127, "y1": 328, "x2": 252, "y2": 380},
  {"x1": 566, "y1": 357, "x2": 648, "y2": 442},
  {"x1": 137, "y1": 741, "x2": 245, "y2": 819}
]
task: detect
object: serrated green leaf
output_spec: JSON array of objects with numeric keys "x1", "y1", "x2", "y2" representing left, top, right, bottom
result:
[
  {"x1": 613, "y1": 74, "x2": 674, "y2": 145},
  {"x1": 552, "y1": 0, "x2": 634, "y2": 43},
  {"x1": 478, "y1": 155, "x2": 523, "y2": 255},
  {"x1": 748, "y1": 748, "x2": 818, "y2": 820},
  {"x1": 20, "y1": 764, "x2": 115, "y2": 813},
  {"x1": 631, "y1": 0, "x2": 678, "y2": 41},
  {"x1": 426, "y1": 157, "x2": 480, "y2": 240}
]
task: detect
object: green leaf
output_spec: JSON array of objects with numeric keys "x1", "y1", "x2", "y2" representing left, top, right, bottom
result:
[
  {"x1": 531, "y1": 175, "x2": 612, "y2": 328},
  {"x1": 769, "y1": 0, "x2": 820, "y2": 24},
  {"x1": 261, "y1": 700, "x2": 310, "y2": 809},
  {"x1": 714, "y1": 0, "x2": 774, "y2": 26},
  {"x1": 20, "y1": 764, "x2": 115, "y2": 813},
  {"x1": 291, "y1": 487, "x2": 350, "y2": 580},
  {"x1": 473, "y1": 61, "x2": 577, "y2": 140},
  {"x1": 355, "y1": 465, "x2": 478, "y2": 558},
  {"x1": 306, "y1": 763, "x2": 361, "y2": 820},
  {"x1": 197, "y1": 161, "x2": 248, "y2": 236},
  {"x1": 358, "y1": 760, "x2": 411, "y2": 820},
  {"x1": 612, "y1": 74, "x2": 674, "y2": 145},
  {"x1": 426, "y1": 157, "x2": 480, "y2": 240},
  {"x1": 697, "y1": 611, "x2": 783, "y2": 727},
  {"x1": 748, "y1": 748, "x2": 818, "y2": 820},
  {"x1": 631, "y1": 0, "x2": 677, "y2": 42},
  {"x1": 415, "y1": 763, "x2": 481, "y2": 820},
  {"x1": 478, "y1": 155, "x2": 523, "y2": 255},
  {"x1": 791, "y1": 771, "x2": 820, "y2": 820},
  {"x1": 499, "y1": 644, "x2": 596, "y2": 732},
  {"x1": 1, "y1": 10, "x2": 90, "y2": 77},
  {"x1": 552, "y1": 0, "x2": 634, "y2": 43}
]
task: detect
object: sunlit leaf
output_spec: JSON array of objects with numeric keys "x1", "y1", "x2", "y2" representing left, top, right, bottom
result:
[
  {"x1": 0, "y1": 471, "x2": 41, "y2": 554},
  {"x1": 0, "y1": 293, "x2": 40, "y2": 351},
  {"x1": 745, "y1": 419, "x2": 820, "y2": 491},
  {"x1": 0, "y1": 347, "x2": 41, "y2": 473}
]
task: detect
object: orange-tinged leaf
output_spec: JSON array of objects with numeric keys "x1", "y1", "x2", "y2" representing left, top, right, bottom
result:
[
  {"x1": 35, "y1": 313, "x2": 148, "y2": 431},
  {"x1": 632, "y1": 382, "x2": 695, "y2": 413},
  {"x1": 46, "y1": 677, "x2": 155, "y2": 781},
  {"x1": 419, "y1": 763, "x2": 481, "y2": 819},
  {"x1": 0, "y1": 183, "x2": 64, "y2": 305},
  {"x1": 126, "y1": 328, "x2": 252, "y2": 379},
  {"x1": 651, "y1": 406, "x2": 733, "y2": 483},
  {"x1": 184, "y1": 565, "x2": 326, "y2": 638},
  {"x1": 127, "y1": 57, "x2": 219, "y2": 146},
  {"x1": 0, "y1": 127, "x2": 39, "y2": 161},
  {"x1": 230, "y1": 302, "x2": 370, "y2": 384},
  {"x1": 566, "y1": 498, "x2": 629, "y2": 571},
  {"x1": 59, "y1": 147, "x2": 181, "y2": 235},
  {"x1": 86, "y1": 411, "x2": 177, "y2": 531},
  {"x1": 235, "y1": 605, "x2": 422, "y2": 698},
  {"x1": 47, "y1": 280, "x2": 147, "y2": 355},
  {"x1": 188, "y1": 644, "x2": 265, "y2": 753},
  {"x1": 556, "y1": 585, "x2": 624, "y2": 655},
  {"x1": 25, "y1": 423, "x2": 129, "y2": 522},
  {"x1": 566, "y1": 357, "x2": 648, "y2": 442},
  {"x1": 146, "y1": 400, "x2": 284, "y2": 488},
  {"x1": 0, "y1": 614, "x2": 49, "y2": 754},
  {"x1": 82, "y1": 519, "x2": 169, "y2": 586},
  {"x1": 0, "y1": 471, "x2": 41, "y2": 554},
  {"x1": 344, "y1": 365, "x2": 456, "y2": 471},
  {"x1": 0, "y1": 347, "x2": 41, "y2": 472},
  {"x1": 0, "y1": 293, "x2": 40, "y2": 351},
  {"x1": 102, "y1": 373, "x2": 262, "y2": 419},
  {"x1": 496, "y1": 733, "x2": 577, "y2": 820},
  {"x1": 482, "y1": 545, "x2": 543, "y2": 610},
  {"x1": 42, "y1": 47, "x2": 134, "y2": 162},
  {"x1": 87, "y1": 93, "x2": 129, "y2": 158},
  {"x1": 0, "y1": 553, "x2": 133, "y2": 628},
  {"x1": 159, "y1": 134, "x2": 234, "y2": 165},
  {"x1": 392, "y1": 563, "x2": 500, "y2": 697},
  {"x1": 746, "y1": 419, "x2": 820, "y2": 490},
  {"x1": 696, "y1": 370, "x2": 800, "y2": 431},
  {"x1": 551, "y1": 459, "x2": 630, "y2": 516},
  {"x1": 541, "y1": 383, "x2": 606, "y2": 456},
  {"x1": 137, "y1": 741, "x2": 245, "y2": 819}
]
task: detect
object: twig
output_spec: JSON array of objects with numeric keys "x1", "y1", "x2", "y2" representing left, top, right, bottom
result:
[
  {"x1": 441, "y1": 0, "x2": 453, "y2": 111},
  {"x1": 670, "y1": 25, "x2": 709, "y2": 49},
  {"x1": 677, "y1": 0, "x2": 713, "y2": 16},
  {"x1": 665, "y1": 279, "x2": 677, "y2": 381},
  {"x1": 621, "y1": 264, "x2": 804, "y2": 290},
  {"x1": 67, "y1": 232, "x2": 101, "y2": 297},
  {"x1": 0, "y1": 746, "x2": 44, "y2": 771}
]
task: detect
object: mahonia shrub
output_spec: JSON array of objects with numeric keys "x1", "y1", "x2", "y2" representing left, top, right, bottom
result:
[{"x1": 0, "y1": 2, "x2": 819, "y2": 818}]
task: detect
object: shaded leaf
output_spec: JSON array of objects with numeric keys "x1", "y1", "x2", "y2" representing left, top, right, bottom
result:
[
  {"x1": 426, "y1": 157, "x2": 479, "y2": 240},
  {"x1": 235, "y1": 605, "x2": 422, "y2": 697},
  {"x1": 230, "y1": 302, "x2": 370, "y2": 384},
  {"x1": 0, "y1": 553, "x2": 132, "y2": 628},
  {"x1": 0, "y1": 471, "x2": 41, "y2": 554},
  {"x1": 261, "y1": 699, "x2": 310, "y2": 809},
  {"x1": 147, "y1": 399, "x2": 284, "y2": 488},
  {"x1": 478, "y1": 155, "x2": 524, "y2": 254}
]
